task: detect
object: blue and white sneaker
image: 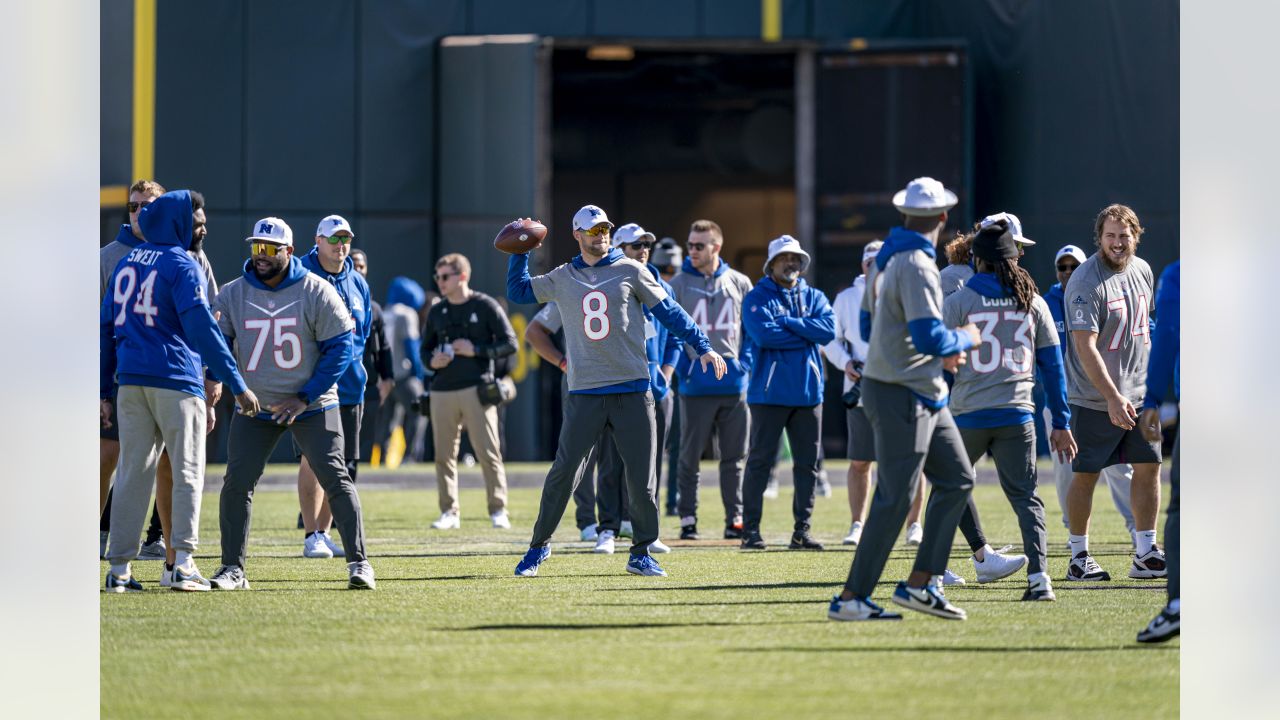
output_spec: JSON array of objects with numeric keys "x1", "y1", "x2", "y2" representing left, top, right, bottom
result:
[
  {"x1": 828, "y1": 595, "x2": 902, "y2": 621},
  {"x1": 625, "y1": 553, "x2": 667, "y2": 577},
  {"x1": 103, "y1": 572, "x2": 144, "y2": 593},
  {"x1": 1136, "y1": 604, "x2": 1179, "y2": 643},
  {"x1": 890, "y1": 581, "x2": 967, "y2": 620},
  {"x1": 515, "y1": 546, "x2": 550, "y2": 577},
  {"x1": 171, "y1": 563, "x2": 212, "y2": 592}
]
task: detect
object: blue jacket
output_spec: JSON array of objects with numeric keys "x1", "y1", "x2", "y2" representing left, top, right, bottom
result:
[
  {"x1": 670, "y1": 257, "x2": 752, "y2": 397},
  {"x1": 1143, "y1": 261, "x2": 1180, "y2": 410},
  {"x1": 301, "y1": 248, "x2": 373, "y2": 406},
  {"x1": 100, "y1": 190, "x2": 246, "y2": 399},
  {"x1": 742, "y1": 276, "x2": 835, "y2": 406},
  {"x1": 386, "y1": 276, "x2": 428, "y2": 380},
  {"x1": 1043, "y1": 282, "x2": 1069, "y2": 347},
  {"x1": 644, "y1": 264, "x2": 680, "y2": 401}
]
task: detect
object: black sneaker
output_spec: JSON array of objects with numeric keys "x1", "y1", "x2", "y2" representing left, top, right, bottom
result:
[
  {"x1": 724, "y1": 516, "x2": 744, "y2": 540},
  {"x1": 789, "y1": 531, "x2": 825, "y2": 551},
  {"x1": 740, "y1": 530, "x2": 767, "y2": 550},
  {"x1": 1136, "y1": 605, "x2": 1179, "y2": 643},
  {"x1": 680, "y1": 524, "x2": 700, "y2": 541},
  {"x1": 1065, "y1": 551, "x2": 1111, "y2": 581}
]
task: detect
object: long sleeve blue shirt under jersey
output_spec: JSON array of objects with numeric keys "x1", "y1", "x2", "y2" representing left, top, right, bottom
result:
[
  {"x1": 100, "y1": 190, "x2": 246, "y2": 400},
  {"x1": 1143, "y1": 261, "x2": 1180, "y2": 410}
]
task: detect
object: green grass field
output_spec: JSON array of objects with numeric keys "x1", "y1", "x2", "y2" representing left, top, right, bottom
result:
[{"x1": 100, "y1": 469, "x2": 1177, "y2": 719}]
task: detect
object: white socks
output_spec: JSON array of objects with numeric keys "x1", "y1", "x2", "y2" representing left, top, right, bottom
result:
[
  {"x1": 174, "y1": 550, "x2": 193, "y2": 570},
  {"x1": 1135, "y1": 530, "x2": 1158, "y2": 556},
  {"x1": 1068, "y1": 534, "x2": 1089, "y2": 557},
  {"x1": 110, "y1": 563, "x2": 130, "y2": 578}
]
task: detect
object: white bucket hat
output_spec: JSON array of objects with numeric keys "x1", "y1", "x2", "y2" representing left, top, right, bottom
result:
[
  {"x1": 980, "y1": 212, "x2": 1034, "y2": 246},
  {"x1": 763, "y1": 234, "x2": 811, "y2": 274},
  {"x1": 893, "y1": 177, "x2": 958, "y2": 216}
]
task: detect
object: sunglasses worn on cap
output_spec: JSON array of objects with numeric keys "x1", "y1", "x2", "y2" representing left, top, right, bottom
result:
[
  {"x1": 127, "y1": 201, "x2": 152, "y2": 213},
  {"x1": 1056, "y1": 262, "x2": 1079, "y2": 272},
  {"x1": 325, "y1": 235, "x2": 353, "y2": 245},
  {"x1": 251, "y1": 242, "x2": 287, "y2": 257},
  {"x1": 582, "y1": 225, "x2": 610, "y2": 237},
  {"x1": 625, "y1": 241, "x2": 653, "y2": 251}
]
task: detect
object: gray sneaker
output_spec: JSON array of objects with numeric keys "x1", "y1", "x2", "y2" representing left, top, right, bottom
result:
[
  {"x1": 136, "y1": 537, "x2": 167, "y2": 561},
  {"x1": 209, "y1": 565, "x2": 250, "y2": 591},
  {"x1": 171, "y1": 563, "x2": 212, "y2": 592},
  {"x1": 348, "y1": 561, "x2": 376, "y2": 590}
]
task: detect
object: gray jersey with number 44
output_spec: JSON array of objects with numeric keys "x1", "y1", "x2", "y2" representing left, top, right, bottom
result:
[
  {"x1": 1062, "y1": 253, "x2": 1154, "y2": 411},
  {"x1": 666, "y1": 263, "x2": 753, "y2": 359},
  {"x1": 215, "y1": 270, "x2": 354, "y2": 413},
  {"x1": 530, "y1": 257, "x2": 666, "y2": 392},
  {"x1": 943, "y1": 288, "x2": 1058, "y2": 416}
]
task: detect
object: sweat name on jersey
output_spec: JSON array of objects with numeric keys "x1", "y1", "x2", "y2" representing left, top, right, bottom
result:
[
  {"x1": 1062, "y1": 253, "x2": 1154, "y2": 411},
  {"x1": 215, "y1": 273, "x2": 354, "y2": 413},
  {"x1": 530, "y1": 257, "x2": 667, "y2": 392},
  {"x1": 943, "y1": 289, "x2": 1058, "y2": 415}
]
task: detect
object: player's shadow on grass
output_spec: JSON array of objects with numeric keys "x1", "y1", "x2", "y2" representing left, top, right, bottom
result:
[
  {"x1": 452, "y1": 620, "x2": 822, "y2": 632},
  {"x1": 737, "y1": 645, "x2": 1177, "y2": 654}
]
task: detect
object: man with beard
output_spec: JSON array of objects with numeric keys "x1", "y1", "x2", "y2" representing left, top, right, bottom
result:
[
  {"x1": 739, "y1": 235, "x2": 835, "y2": 552},
  {"x1": 1062, "y1": 204, "x2": 1165, "y2": 583},
  {"x1": 211, "y1": 218, "x2": 375, "y2": 590}
]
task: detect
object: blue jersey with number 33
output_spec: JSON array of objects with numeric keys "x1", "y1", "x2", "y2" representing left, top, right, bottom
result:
[{"x1": 100, "y1": 190, "x2": 246, "y2": 400}]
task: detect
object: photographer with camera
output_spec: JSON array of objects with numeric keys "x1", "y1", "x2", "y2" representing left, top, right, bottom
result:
[
  {"x1": 823, "y1": 240, "x2": 882, "y2": 547},
  {"x1": 422, "y1": 253, "x2": 518, "y2": 530}
]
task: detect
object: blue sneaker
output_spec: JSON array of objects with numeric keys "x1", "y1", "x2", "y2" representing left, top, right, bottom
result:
[
  {"x1": 170, "y1": 563, "x2": 211, "y2": 592},
  {"x1": 626, "y1": 553, "x2": 667, "y2": 577},
  {"x1": 103, "y1": 572, "x2": 144, "y2": 593},
  {"x1": 890, "y1": 581, "x2": 967, "y2": 620},
  {"x1": 515, "y1": 546, "x2": 550, "y2": 577}
]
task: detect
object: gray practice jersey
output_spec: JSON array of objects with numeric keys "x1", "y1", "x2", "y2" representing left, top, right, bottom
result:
[
  {"x1": 943, "y1": 288, "x2": 1058, "y2": 415},
  {"x1": 666, "y1": 263, "x2": 753, "y2": 359},
  {"x1": 939, "y1": 263, "x2": 975, "y2": 299},
  {"x1": 1063, "y1": 253, "x2": 1154, "y2": 411},
  {"x1": 532, "y1": 301, "x2": 562, "y2": 333},
  {"x1": 215, "y1": 273, "x2": 354, "y2": 413},
  {"x1": 384, "y1": 303, "x2": 422, "y2": 381},
  {"x1": 862, "y1": 249, "x2": 950, "y2": 403},
  {"x1": 530, "y1": 257, "x2": 667, "y2": 392}
]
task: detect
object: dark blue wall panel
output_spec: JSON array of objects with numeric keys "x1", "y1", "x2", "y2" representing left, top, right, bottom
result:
[
  {"x1": 470, "y1": 0, "x2": 588, "y2": 36},
  {"x1": 592, "y1": 0, "x2": 698, "y2": 37},
  {"x1": 101, "y1": 0, "x2": 133, "y2": 187},
  {"x1": 703, "y1": 0, "x2": 758, "y2": 38}
]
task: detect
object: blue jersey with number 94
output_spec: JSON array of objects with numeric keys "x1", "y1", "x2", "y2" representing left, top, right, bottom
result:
[{"x1": 100, "y1": 190, "x2": 246, "y2": 400}]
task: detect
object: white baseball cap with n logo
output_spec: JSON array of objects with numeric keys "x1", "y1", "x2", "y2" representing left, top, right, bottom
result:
[
  {"x1": 246, "y1": 217, "x2": 293, "y2": 246},
  {"x1": 572, "y1": 205, "x2": 614, "y2": 232},
  {"x1": 316, "y1": 215, "x2": 354, "y2": 238}
]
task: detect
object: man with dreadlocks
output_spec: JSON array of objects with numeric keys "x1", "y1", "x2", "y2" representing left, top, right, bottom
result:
[{"x1": 943, "y1": 219, "x2": 1077, "y2": 601}]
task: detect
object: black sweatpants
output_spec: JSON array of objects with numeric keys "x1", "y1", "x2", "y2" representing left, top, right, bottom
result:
[
  {"x1": 742, "y1": 403, "x2": 821, "y2": 534},
  {"x1": 598, "y1": 392, "x2": 672, "y2": 532}
]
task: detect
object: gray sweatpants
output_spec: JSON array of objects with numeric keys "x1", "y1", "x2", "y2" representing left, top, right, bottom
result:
[
  {"x1": 742, "y1": 404, "x2": 821, "y2": 533},
  {"x1": 1045, "y1": 408, "x2": 1134, "y2": 532},
  {"x1": 221, "y1": 410, "x2": 367, "y2": 568},
  {"x1": 675, "y1": 394, "x2": 748, "y2": 524},
  {"x1": 958, "y1": 423, "x2": 1047, "y2": 575},
  {"x1": 598, "y1": 392, "x2": 672, "y2": 532},
  {"x1": 844, "y1": 378, "x2": 975, "y2": 597},
  {"x1": 106, "y1": 385, "x2": 206, "y2": 565},
  {"x1": 530, "y1": 391, "x2": 658, "y2": 556}
]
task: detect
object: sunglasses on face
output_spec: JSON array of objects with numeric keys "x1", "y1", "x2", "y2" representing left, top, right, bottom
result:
[
  {"x1": 325, "y1": 235, "x2": 353, "y2": 245},
  {"x1": 1056, "y1": 263, "x2": 1079, "y2": 272},
  {"x1": 625, "y1": 241, "x2": 653, "y2": 251},
  {"x1": 127, "y1": 201, "x2": 152, "y2": 213},
  {"x1": 251, "y1": 242, "x2": 287, "y2": 257},
  {"x1": 582, "y1": 225, "x2": 611, "y2": 237},
  {"x1": 434, "y1": 272, "x2": 457, "y2": 282},
  {"x1": 687, "y1": 242, "x2": 713, "y2": 251}
]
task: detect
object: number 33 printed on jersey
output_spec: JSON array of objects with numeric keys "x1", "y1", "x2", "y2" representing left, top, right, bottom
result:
[{"x1": 968, "y1": 311, "x2": 1033, "y2": 374}]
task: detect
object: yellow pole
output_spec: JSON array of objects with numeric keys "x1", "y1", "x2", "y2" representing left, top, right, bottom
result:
[
  {"x1": 762, "y1": 0, "x2": 781, "y2": 42},
  {"x1": 132, "y1": 0, "x2": 156, "y2": 182}
]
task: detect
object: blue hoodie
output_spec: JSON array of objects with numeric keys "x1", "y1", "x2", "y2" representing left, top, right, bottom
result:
[
  {"x1": 301, "y1": 248, "x2": 373, "y2": 405},
  {"x1": 1142, "y1": 261, "x2": 1180, "y2": 410},
  {"x1": 670, "y1": 257, "x2": 753, "y2": 397},
  {"x1": 100, "y1": 190, "x2": 246, "y2": 399},
  {"x1": 742, "y1": 276, "x2": 835, "y2": 406},
  {"x1": 1043, "y1": 282, "x2": 1069, "y2": 347},
  {"x1": 644, "y1": 264, "x2": 680, "y2": 401},
  {"x1": 385, "y1": 276, "x2": 428, "y2": 380}
]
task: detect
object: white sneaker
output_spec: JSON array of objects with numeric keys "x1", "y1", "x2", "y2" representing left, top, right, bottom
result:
[
  {"x1": 431, "y1": 511, "x2": 460, "y2": 530},
  {"x1": 942, "y1": 568, "x2": 966, "y2": 586},
  {"x1": 1022, "y1": 573, "x2": 1056, "y2": 601},
  {"x1": 160, "y1": 566, "x2": 173, "y2": 588},
  {"x1": 580, "y1": 523, "x2": 599, "y2": 542},
  {"x1": 490, "y1": 511, "x2": 511, "y2": 529},
  {"x1": 303, "y1": 533, "x2": 334, "y2": 558},
  {"x1": 842, "y1": 521, "x2": 863, "y2": 546},
  {"x1": 763, "y1": 480, "x2": 780, "y2": 499},
  {"x1": 828, "y1": 595, "x2": 903, "y2": 621},
  {"x1": 905, "y1": 522, "x2": 923, "y2": 546},
  {"x1": 973, "y1": 545, "x2": 1029, "y2": 583},
  {"x1": 319, "y1": 531, "x2": 343, "y2": 556},
  {"x1": 347, "y1": 561, "x2": 376, "y2": 590},
  {"x1": 649, "y1": 538, "x2": 671, "y2": 554},
  {"x1": 594, "y1": 529, "x2": 616, "y2": 554}
]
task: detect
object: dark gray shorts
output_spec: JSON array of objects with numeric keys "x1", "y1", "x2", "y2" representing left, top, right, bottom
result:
[
  {"x1": 293, "y1": 404, "x2": 362, "y2": 461},
  {"x1": 101, "y1": 395, "x2": 120, "y2": 441},
  {"x1": 1069, "y1": 403, "x2": 1161, "y2": 473},
  {"x1": 845, "y1": 405, "x2": 875, "y2": 462}
]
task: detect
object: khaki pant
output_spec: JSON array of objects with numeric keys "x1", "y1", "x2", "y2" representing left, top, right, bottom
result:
[{"x1": 429, "y1": 387, "x2": 507, "y2": 515}]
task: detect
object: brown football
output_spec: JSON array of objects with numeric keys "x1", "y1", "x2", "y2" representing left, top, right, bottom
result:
[{"x1": 494, "y1": 218, "x2": 548, "y2": 254}]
